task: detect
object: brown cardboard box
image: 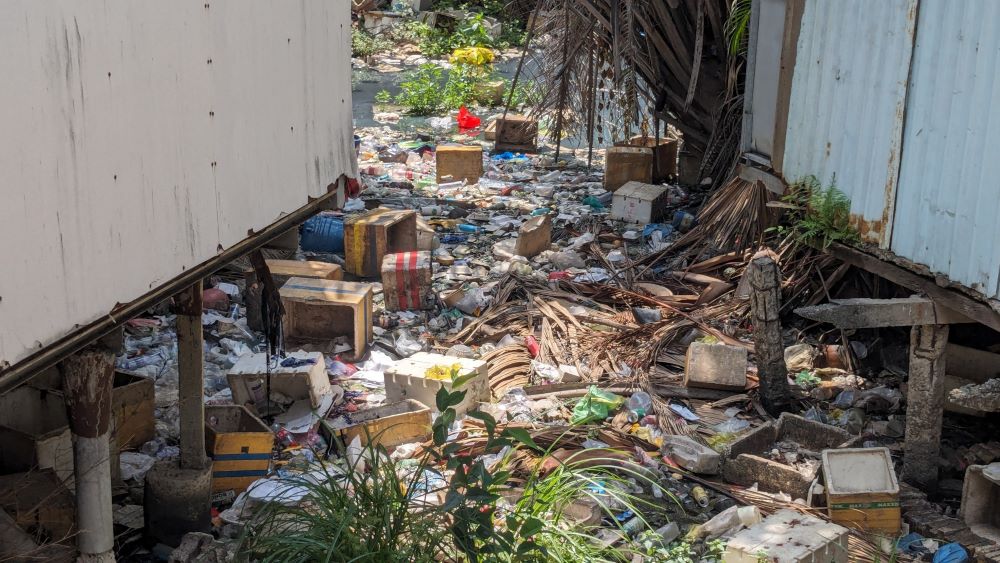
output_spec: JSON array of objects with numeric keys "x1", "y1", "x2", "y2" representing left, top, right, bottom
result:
[
  {"x1": 513, "y1": 215, "x2": 552, "y2": 258},
  {"x1": 616, "y1": 135, "x2": 678, "y2": 181},
  {"x1": 344, "y1": 209, "x2": 418, "y2": 277},
  {"x1": 280, "y1": 277, "x2": 374, "y2": 361},
  {"x1": 604, "y1": 146, "x2": 653, "y2": 192},
  {"x1": 436, "y1": 145, "x2": 484, "y2": 184},
  {"x1": 494, "y1": 114, "x2": 539, "y2": 153}
]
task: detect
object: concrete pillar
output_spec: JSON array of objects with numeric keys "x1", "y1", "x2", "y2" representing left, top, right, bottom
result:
[
  {"x1": 749, "y1": 251, "x2": 791, "y2": 416},
  {"x1": 176, "y1": 281, "x2": 208, "y2": 470},
  {"x1": 61, "y1": 348, "x2": 116, "y2": 562},
  {"x1": 145, "y1": 281, "x2": 212, "y2": 546},
  {"x1": 902, "y1": 323, "x2": 949, "y2": 490}
]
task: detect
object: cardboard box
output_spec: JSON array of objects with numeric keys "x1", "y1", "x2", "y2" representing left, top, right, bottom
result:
[
  {"x1": 604, "y1": 146, "x2": 653, "y2": 192},
  {"x1": 344, "y1": 209, "x2": 418, "y2": 277},
  {"x1": 0, "y1": 386, "x2": 74, "y2": 486},
  {"x1": 246, "y1": 259, "x2": 342, "y2": 287},
  {"x1": 436, "y1": 145, "x2": 483, "y2": 185},
  {"x1": 611, "y1": 181, "x2": 671, "y2": 224},
  {"x1": 514, "y1": 215, "x2": 552, "y2": 258},
  {"x1": 616, "y1": 135, "x2": 678, "y2": 181},
  {"x1": 112, "y1": 371, "x2": 156, "y2": 451},
  {"x1": 280, "y1": 277, "x2": 373, "y2": 361},
  {"x1": 228, "y1": 352, "x2": 331, "y2": 412},
  {"x1": 494, "y1": 114, "x2": 539, "y2": 153},
  {"x1": 384, "y1": 352, "x2": 489, "y2": 416},
  {"x1": 0, "y1": 470, "x2": 76, "y2": 556},
  {"x1": 205, "y1": 405, "x2": 273, "y2": 494},
  {"x1": 323, "y1": 399, "x2": 432, "y2": 450},
  {"x1": 822, "y1": 447, "x2": 901, "y2": 535},
  {"x1": 381, "y1": 251, "x2": 435, "y2": 311}
]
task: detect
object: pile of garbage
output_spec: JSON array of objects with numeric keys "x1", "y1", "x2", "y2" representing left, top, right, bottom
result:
[{"x1": 86, "y1": 84, "x2": 1000, "y2": 563}]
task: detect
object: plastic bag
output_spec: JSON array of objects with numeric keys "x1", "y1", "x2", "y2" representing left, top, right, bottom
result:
[
  {"x1": 933, "y1": 543, "x2": 969, "y2": 563},
  {"x1": 456, "y1": 106, "x2": 481, "y2": 129},
  {"x1": 450, "y1": 47, "x2": 494, "y2": 66},
  {"x1": 571, "y1": 385, "x2": 625, "y2": 425}
]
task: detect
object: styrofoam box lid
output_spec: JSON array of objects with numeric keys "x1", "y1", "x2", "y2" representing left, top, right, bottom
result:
[
  {"x1": 386, "y1": 352, "x2": 486, "y2": 378},
  {"x1": 614, "y1": 181, "x2": 669, "y2": 201},
  {"x1": 821, "y1": 447, "x2": 899, "y2": 495},
  {"x1": 229, "y1": 351, "x2": 325, "y2": 376},
  {"x1": 726, "y1": 509, "x2": 849, "y2": 559}
]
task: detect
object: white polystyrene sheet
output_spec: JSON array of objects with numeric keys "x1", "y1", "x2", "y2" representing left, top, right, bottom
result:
[
  {"x1": 781, "y1": 0, "x2": 917, "y2": 246},
  {"x1": 892, "y1": 0, "x2": 1000, "y2": 299},
  {"x1": 0, "y1": 1, "x2": 356, "y2": 369}
]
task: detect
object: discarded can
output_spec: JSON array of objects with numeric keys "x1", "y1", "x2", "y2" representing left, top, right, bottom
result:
[{"x1": 691, "y1": 485, "x2": 709, "y2": 508}]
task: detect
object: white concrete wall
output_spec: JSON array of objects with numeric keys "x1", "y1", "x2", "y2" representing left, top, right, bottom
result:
[{"x1": 0, "y1": 1, "x2": 356, "y2": 369}]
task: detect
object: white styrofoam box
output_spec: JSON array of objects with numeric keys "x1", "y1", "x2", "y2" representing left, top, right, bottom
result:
[
  {"x1": 228, "y1": 352, "x2": 331, "y2": 410},
  {"x1": 724, "y1": 509, "x2": 849, "y2": 563},
  {"x1": 822, "y1": 447, "x2": 899, "y2": 496},
  {"x1": 383, "y1": 352, "x2": 488, "y2": 416},
  {"x1": 960, "y1": 463, "x2": 1000, "y2": 543},
  {"x1": 610, "y1": 181, "x2": 671, "y2": 224}
]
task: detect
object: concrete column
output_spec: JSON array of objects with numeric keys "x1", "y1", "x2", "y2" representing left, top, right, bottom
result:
[
  {"x1": 749, "y1": 251, "x2": 791, "y2": 416},
  {"x1": 902, "y1": 323, "x2": 949, "y2": 491},
  {"x1": 176, "y1": 281, "x2": 208, "y2": 470},
  {"x1": 145, "y1": 281, "x2": 212, "y2": 546},
  {"x1": 61, "y1": 349, "x2": 116, "y2": 562}
]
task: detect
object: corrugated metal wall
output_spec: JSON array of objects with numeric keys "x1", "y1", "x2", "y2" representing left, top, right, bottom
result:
[
  {"x1": 0, "y1": 1, "x2": 355, "y2": 368},
  {"x1": 781, "y1": 0, "x2": 917, "y2": 246},
  {"x1": 891, "y1": 0, "x2": 1000, "y2": 298}
]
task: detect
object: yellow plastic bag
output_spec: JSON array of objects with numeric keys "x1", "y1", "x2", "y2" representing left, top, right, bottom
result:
[{"x1": 450, "y1": 47, "x2": 494, "y2": 66}]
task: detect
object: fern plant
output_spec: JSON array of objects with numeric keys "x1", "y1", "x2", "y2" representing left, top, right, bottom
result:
[{"x1": 780, "y1": 175, "x2": 860, "y2": 250}]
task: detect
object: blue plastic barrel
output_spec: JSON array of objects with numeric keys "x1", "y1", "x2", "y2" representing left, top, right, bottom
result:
[{"x1": 300, "y1": 214, "x2": 345, "y2": 254}]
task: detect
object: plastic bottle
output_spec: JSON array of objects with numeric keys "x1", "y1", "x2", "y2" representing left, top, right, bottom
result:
[
  {"x1": 457, "y1": 224, "x2": 480, "y2": 233},
  {"x1": 119, "y1": 349, "x2": 164, "y2": 371},
  {"x1": 627, "y1": 391, "x2": 653, "y2": 422},
  {"x1": 390, "y1": 167, "x2": 421, "y2": 182}
]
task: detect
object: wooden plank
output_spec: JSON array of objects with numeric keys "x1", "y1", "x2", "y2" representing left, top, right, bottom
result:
[
  {"x1": 826, "y1": 244, "x2": 1000, "y2": 332},
  {"x1": 795, "y1": 297, "x2": 973, "y2": 329}
]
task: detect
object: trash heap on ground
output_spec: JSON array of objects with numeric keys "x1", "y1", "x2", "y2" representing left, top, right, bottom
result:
[{"x1": 33, "y1": 104, "x2": 979, "y2": 563}]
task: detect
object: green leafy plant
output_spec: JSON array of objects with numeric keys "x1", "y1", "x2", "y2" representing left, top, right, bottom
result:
[
  {"x1": 776, "y1": 175, "x2": 860, "y2": 249},
  {"x1": 236, "y1": 433, "x2": 449, "y2": 562},
  {"x1": 239, "y1": 368, "x2": 657, "y2": 562},
  {"x1": 352, "y1": 28, "x2": 392, "y2": 58},
  {"x1": 724, "y1": 0, "x2": 753, "y2": 56},
  {"x1": 395, "y1": 62, "x2": 524, "y2": 114},
  {"x1": 396, "y1": 64, "x2": 448, "y2": 114},
  {"x1": 374, "y1": 89, "x2": 394, "y2": 105}
]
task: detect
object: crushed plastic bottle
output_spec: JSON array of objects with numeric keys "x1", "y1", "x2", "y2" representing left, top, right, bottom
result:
[{"x1": 627, "y1": 391, "x2": 653, "y2": 422}]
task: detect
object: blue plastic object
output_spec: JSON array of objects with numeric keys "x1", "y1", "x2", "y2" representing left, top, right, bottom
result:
[
  {"x1": 896, "y1": 532, "x2": 929, "y2": 554},
  {"x1": 300, "y1": 214, "x2": 345, "y2": 254},
  {"x1": 933, "y1": 543, "x2": 969, "y2": 563},
  {"x1": 642, "y1": 223, "x2": 674, "y2": 240},
  {"x1": 457, "y1": 224, "x2": 480, "y2": 233},
  {"x1": 672, "y1": 210, "x2": 696, "y2": 232}
]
